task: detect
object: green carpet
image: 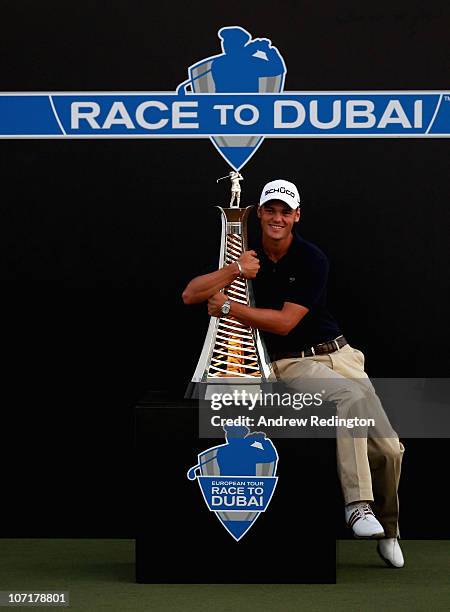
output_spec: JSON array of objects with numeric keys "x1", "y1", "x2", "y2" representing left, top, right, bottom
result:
[{"x1": 0, "y1": 540, "x2": 448, "y2": 611}]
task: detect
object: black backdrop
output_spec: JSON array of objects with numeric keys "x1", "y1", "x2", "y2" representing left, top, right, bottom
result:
[{"x1": 1, "y1": 1, "x2": 449, "y2": 537}]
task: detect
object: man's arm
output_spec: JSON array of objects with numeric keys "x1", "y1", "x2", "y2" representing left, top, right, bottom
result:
[
  {"x1": 182, "y1": 264, "x2": 240, "y2": 305},
  {"x1": 208, "y1": 293, "x2": 308, "y2": 335},
  {"x1": 182, "y1": 250, "x2": 260, "y2": 305}
]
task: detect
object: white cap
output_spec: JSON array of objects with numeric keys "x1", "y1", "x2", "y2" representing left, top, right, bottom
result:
[{"x1": 259, "y1": 179, "x2": 300, "y2": 209}]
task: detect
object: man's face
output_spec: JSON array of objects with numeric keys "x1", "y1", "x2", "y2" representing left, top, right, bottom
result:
[{"x1": 257, "y1": 200, "x2": 300, "y2": 241}]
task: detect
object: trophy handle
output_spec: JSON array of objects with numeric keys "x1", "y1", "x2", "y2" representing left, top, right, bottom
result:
[{"x1": 187, "y1": 464, "x2": 200, "y2": 480}]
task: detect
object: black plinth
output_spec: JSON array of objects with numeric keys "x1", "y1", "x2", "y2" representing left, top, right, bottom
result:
[{"x1": 135, "y1": 399, "x2": 338, "y2": 583}]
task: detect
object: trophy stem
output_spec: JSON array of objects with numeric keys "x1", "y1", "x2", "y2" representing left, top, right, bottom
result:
[{"x1": 190, "y1": 206, "x2": 273, "y2": 395}]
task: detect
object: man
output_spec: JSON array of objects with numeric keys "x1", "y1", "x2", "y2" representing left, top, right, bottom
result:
[{"x1": 182, "y1": 179, "x2": 405, "y2": 568}]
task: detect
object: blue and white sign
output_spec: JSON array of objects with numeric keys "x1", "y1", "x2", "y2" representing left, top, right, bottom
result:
[
  {"x1": 177, "y1": 26, "x2": 286, "y2": 168},
  {"x1": 1, "y1": 25, "x2": 449, "y2": 169},
  {"x1": 187, "y1": 425, "x2": 278, "y2": 541}
]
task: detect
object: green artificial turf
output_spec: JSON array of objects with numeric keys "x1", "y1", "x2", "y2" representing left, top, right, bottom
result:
[{"x1": 0, "y1": 539, "x2": 448, "y2": 611}]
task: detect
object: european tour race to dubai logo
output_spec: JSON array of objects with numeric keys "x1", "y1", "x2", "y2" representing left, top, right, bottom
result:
[
  {"x1": 187, "y1": 426, "x2": 278, "y2": 541},
  {"x1": 176, "y1": 26, "x2": 287, "y2": 168},
  {"x1": 0, "y1": 24, "x2": 449, "y2": 172}
]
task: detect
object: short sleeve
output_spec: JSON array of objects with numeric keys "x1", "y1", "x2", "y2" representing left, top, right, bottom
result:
[{"x1": 284, "y1": 255, "x2": 329, "y2": 310}]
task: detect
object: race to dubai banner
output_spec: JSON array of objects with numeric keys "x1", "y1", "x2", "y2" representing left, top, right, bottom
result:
[{"x1": 0, "y1": 25, "x2": 448, "y2": 171}]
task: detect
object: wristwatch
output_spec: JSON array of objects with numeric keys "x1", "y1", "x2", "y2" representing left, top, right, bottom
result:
[{"x1": 220, "y1": 299, "x2": 231, "y2": 316}]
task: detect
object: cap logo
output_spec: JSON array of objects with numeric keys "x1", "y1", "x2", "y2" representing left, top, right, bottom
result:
[{"x1": 264, "y1": 186, "x2": 296, "y2": 199}]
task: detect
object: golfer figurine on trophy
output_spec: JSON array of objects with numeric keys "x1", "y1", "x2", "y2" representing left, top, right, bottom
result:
[
  {"x1": 217, "y1": 171, "x2": 244, "y2": 208},
  {"x1": 188, "y1": 172, "x2": 274, "y2": 398}
]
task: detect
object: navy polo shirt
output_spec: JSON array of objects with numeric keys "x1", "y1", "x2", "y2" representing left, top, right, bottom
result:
[{"x1": 251, "y1": 231, "x2": 342, "y2": 358}]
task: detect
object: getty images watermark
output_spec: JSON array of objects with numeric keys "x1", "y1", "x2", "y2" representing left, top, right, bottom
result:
[
  {"x1": 197, "y1": 379, "x2": 450, "y2": 438},
  {"x1": 207, "y1": 388, "x2": 376, "y2": 431},
  {"x1": 210, "y1": 389, "x2": 324, "y2": 411}
]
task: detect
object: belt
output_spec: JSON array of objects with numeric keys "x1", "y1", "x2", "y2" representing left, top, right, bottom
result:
[{"x1": 272, "y1": 335, "x2": 347, "y2": 361}]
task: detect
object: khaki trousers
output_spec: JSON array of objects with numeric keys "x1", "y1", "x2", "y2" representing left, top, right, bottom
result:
[{"x1": 274, "y1": 344, "x2": 404, "y2": 538}]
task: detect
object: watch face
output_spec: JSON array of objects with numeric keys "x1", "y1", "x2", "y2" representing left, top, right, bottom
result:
[{"x1": 222, "y1": 301, "x2": 230, "y2": 315}]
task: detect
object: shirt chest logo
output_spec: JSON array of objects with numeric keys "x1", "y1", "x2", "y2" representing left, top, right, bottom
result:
[{"x1": 289, "y1": 276, "x2": 296, "y2": 283}]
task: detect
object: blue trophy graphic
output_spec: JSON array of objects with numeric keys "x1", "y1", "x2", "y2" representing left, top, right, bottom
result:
[
  {"x1": 187, "y1": 425, "x2": 279, "y2": 541},
  {"x1": 177, "y1": 26, "x2": 287, "y2": 170}
]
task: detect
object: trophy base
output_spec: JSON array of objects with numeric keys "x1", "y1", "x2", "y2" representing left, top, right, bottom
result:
[{"x1": 185, "y1": 379, "x2": 272, "y2": 400}]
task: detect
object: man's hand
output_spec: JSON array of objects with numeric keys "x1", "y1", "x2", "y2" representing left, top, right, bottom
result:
[
  {"x1": 238, "y1": 250, "x2": 260, "y2": 279},
  {"x1": 208, "y1": 292, "x2": 228, "y2": 317}
]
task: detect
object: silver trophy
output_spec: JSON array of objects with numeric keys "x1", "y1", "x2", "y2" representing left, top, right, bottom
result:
[{"x1": 190, "y1": 173, "x2": 274, "y2": 396}]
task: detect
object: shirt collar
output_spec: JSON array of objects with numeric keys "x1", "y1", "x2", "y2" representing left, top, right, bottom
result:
[{"x1": 258, "y1": 230, "x2": 303, "y2": 265}]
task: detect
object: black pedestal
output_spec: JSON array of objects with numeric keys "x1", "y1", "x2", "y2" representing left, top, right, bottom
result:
[{"x1": 135, "y1": 401, "x2": 337, "y2": 583}]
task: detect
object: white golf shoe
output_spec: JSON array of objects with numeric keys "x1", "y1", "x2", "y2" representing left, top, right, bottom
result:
[
  {"x1": 345, "y1": 502, "x2": 385, "y2": 539},
  {"x1": 377, "y1": 538, "x2": 405, "y2": 568}
]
